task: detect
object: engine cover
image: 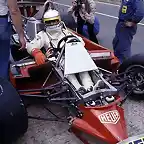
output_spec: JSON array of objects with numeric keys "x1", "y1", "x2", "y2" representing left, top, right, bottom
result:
[
  {"x1": 64, "y1": 42, "x2": 98, "y2": 75},
  {"x1": 0, "y1": 77, "x2": 28, "y2": 144}
]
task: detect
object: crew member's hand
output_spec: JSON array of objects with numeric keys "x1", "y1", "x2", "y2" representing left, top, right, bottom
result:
[
  {"x1": 32, "y1": 48, "x2": 46, "y2": 65},
  {"x1": 125, "y1": 21, "x2": 136, "y2": 27},
  {"x1": 19, "y1": 35, "x2": 26, "y2": 50}
]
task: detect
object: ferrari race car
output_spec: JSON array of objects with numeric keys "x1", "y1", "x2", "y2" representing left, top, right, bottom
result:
[{"x1": 2, "y1": 1, "x2": 144, "y2": 144}]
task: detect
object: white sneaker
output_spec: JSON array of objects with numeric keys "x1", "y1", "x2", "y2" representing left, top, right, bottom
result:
[{"x1": 105, "y1": 96, "x2": 115, "y2": 103}]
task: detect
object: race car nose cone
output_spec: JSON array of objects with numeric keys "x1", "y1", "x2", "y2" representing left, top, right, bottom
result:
[{"x1": 71, "y1": 103, "x2": 128, "y2": 143}]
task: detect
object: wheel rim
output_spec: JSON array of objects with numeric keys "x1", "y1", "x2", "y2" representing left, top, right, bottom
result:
[{"x1": 125, "y1": 65, "x2": 144, "y2": 95}]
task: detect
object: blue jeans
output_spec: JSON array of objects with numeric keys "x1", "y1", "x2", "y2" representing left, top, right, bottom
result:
[
  {"x1": 112, "y1": 21, "x2": 137, "y2": 64},
  {"x1": 0, "y1": 17, "x2": 11, "y2": 79},
  {"x1": 77, "y1": 14, "x2": 99, "y2": 44}
]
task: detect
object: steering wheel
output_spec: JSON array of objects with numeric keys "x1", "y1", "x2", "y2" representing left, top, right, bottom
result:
[
  {"x1": 50, "y1": 35, "x2": 81, "y2": 57},
  {"x1": 43, "y1": 35, "x2": 81, "y2": 60},
  {"x1": 57, "y1": 35, "x2": 81, "y2": 49}
]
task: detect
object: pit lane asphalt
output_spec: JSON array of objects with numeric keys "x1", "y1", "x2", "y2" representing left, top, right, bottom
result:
[{"x1": 17, "y1": 1, "x2": 144, "y2": 144}]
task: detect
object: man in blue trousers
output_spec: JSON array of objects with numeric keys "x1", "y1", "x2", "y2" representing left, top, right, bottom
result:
[
  {"x1": 0, "y1": 0, "x2": 26, "y2": 79},
  {"x1": 113, "y1": 0, "x2": 144, "y2": 64}
]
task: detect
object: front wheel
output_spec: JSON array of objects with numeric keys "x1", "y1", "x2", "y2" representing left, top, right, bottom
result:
[
  {"x1": 0, "y1": 77, "x2": 28, "y2": 144},
  {"x1": 118, "y1": 54, "x2": 144, "y2": 99}
]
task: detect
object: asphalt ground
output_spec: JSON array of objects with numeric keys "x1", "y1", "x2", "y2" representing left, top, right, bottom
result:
[{"x1": 16, "y1": 1, "x2": 144, "y2": 144}]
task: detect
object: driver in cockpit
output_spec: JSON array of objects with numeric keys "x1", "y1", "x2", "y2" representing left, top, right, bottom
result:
[{"x1": 26, "y1": 9, "x2": 95, "y2": 95}]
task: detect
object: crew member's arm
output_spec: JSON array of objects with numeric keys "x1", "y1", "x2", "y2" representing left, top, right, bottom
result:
[
  {"x1": 26, "y1": 31, "x2": 48, "y2": 65},
  {"x1": 7, "y1": 0, "x2": 26, "y2": 49},
  {"x1": 82, "y1": 0, "x2": 96, "y2": 24},
  {"x1": 132, "y1": 0, "x2": 144, "y2": 23}
]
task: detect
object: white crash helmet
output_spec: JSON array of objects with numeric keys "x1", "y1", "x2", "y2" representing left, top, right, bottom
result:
[{"x1": 43, "y1": 9, "x2": 61, "y2": 30}]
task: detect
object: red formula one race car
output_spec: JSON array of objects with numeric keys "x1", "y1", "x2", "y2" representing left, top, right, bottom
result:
[{"x1": 2, "y1": 1, "x2": 144, "y2": 144}]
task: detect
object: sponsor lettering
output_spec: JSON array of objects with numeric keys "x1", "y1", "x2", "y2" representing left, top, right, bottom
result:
[
  {"x1": 127, "y1": 137, "x2": 144, "y2": 144},
  {"x1": 119, "y1": 137, "x2": 144, "y2": 144},
  {"x1": 98, "y1": 110, "x2": 120, "y2": 124}
]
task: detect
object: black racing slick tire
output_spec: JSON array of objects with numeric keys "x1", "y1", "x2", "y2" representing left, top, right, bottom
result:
[
  {"x1": 118, "y1": 54, "x2": 144, "y2": 98},
  {"x1": 0, "y1": 77, "x2": 28, "y2": 144}
]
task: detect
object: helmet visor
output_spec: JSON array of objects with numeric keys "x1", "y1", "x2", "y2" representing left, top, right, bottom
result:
[{"x1": 43, "y1": 16, "x2": 61, "y2": 26}]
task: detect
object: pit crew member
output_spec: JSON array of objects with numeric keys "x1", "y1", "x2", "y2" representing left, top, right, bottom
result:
[{"x1": 112, "y1": 0, "x2": 144, "y2": 63}]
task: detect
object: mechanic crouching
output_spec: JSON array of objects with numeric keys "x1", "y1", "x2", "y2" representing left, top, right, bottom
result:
[
  {"x1": 26, "y1": 9, "x2": 96, "y2": 95},
  {"x1": 68, "y1": 0, "x2": 99, "y2": 44},
  {"x1": 112, "y1": 0, "x2": 144, "y2": 64}
]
